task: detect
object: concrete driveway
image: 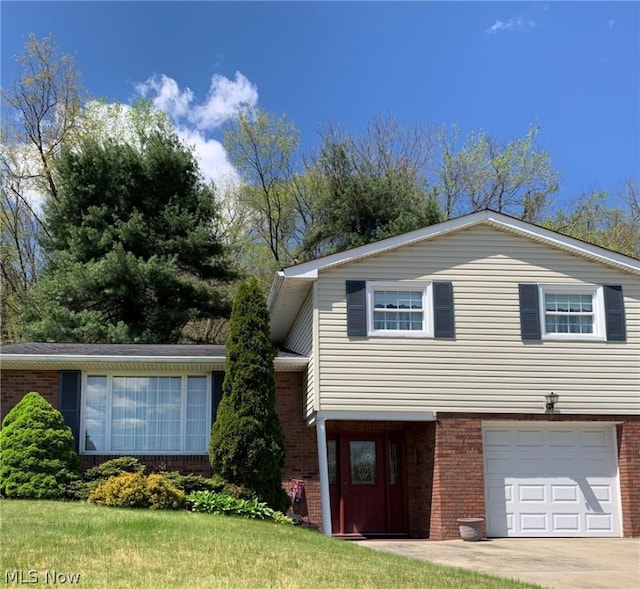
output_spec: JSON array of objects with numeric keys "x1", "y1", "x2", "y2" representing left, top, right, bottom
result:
[{"x1": 355, "y1": 538, "x2": 640, "y2": 589}]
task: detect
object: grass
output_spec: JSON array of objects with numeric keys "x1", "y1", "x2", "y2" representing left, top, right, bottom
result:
[{"x1": 0, "y1": 500, "x2": 542, "y2": 589}]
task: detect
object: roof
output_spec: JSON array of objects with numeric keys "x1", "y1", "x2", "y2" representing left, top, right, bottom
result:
[
  {"x1": 267, "y1": 210, "x2": 640, "y2": 343},
  {"x1": 0, "y1": 342, "x2": 307, "y2": 372}
]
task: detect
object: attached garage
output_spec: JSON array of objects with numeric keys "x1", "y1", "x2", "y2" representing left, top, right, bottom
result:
[{"x1": 483, "y1": 423, "x2": 622, "y2": 538}]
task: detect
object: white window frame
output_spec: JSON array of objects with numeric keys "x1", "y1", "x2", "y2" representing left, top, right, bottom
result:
[
  {"x1": 366, "y1": 281, "x2": 433, "y2": 338},
  {"x1": 80, "y1": 372, "x2": 211, "y2": 455},
  {"x1": 539, "y1": 284, "x2": 606, "y2": 341}
]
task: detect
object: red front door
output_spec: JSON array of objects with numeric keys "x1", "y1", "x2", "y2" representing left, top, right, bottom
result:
[{"x1": 328, "y1": 432, "x2": 407, "y2": 536}]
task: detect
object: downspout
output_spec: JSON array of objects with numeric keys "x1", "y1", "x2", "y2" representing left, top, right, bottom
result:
[{"x1": 316, "y1": 416, "x2": 332, "y2": 536}]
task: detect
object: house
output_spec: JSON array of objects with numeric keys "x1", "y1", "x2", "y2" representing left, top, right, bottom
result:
[{"x1": 1, "y1": 211, "x2": 639, "y2": 539}]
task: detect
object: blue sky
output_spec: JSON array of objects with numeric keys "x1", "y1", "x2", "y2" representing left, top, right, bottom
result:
[{"x1": 2, "y1": 1, "x2": 638, "y2": 210}]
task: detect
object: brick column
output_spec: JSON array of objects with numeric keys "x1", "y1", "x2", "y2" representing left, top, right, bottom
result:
[
  {"x1": 619, "y1": 420, "x2": 640, "y2": 537},
  {"x1": 429, "y1": 415, "x2": 485, "y2": 540}
]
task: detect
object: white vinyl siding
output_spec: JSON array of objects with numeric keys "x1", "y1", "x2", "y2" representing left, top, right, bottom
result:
[
  {"x1": 315, "y1": 226, "x2": 639, "y2": 415},
  {"x1": 284, "y1": 292, "x2": 315, "y2": 418}
]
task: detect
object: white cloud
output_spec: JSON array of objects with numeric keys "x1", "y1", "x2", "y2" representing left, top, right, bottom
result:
[
  {"x1": 190, "y1": 72, "x2": 259, "y2": 130},
  {"x1": 133, "y1": 72, "x2": 259, "y2": 186},
  {"x1": 135, "y1": 75, "x2": 194, "y2": 121},
  {"x1": 132, "y1": 72, "x2": 257, "y2": 189},
  {"x1": 485, "y1": 17, "x2": 538, "y2": 35},
  {"x1": 174, "y1": 125, "x2": 240, "y2": 187}
]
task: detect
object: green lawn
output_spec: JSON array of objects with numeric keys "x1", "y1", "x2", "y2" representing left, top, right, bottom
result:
[{"x1": 0, "y1": 500, "x2": 541, "y2": 589}]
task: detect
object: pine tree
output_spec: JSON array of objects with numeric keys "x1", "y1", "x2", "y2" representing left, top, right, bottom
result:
[{"x1": 209, "y1": 277, "x2": 289, "y2": 511}]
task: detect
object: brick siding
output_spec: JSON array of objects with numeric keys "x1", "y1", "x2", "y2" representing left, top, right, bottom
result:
[
  {"x1": 1, "y1": 370, "x2": 59, "y2": 422},
  {"x1": 429, "y1": 415, "x2": 486, "y2": 540}
]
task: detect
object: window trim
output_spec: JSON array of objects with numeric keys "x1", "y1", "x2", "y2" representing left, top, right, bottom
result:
[
  {"x1": 539, "y1": 284, "x2": 606, "y2": 341},
  {"x1": 366, "y1": 281, "x2": 433, "y2": 338},
  {"x1": 80, "y1": 371, "x2": 211, "y2": 456}
]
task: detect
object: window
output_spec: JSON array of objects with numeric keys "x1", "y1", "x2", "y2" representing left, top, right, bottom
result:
[
  {"x1": 366, "y1": 281, "x2": 433, "y2": 337},
  {"x1": 82, "y1": 374, "x2": 210, "y2": 454},
  {"x1": 539, "y1": 285, "x2": 605, "y2": 341}
]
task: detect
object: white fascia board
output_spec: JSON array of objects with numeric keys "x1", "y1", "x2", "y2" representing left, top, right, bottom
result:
[
  {"x1": 274, "y1": 210, "x2": 640, "y2": 279},
  {"x1": 307, "y1": 410, "x2": 437, "y2": 425},
  {"x1": 267, "y1": 271, "x2": 286, "y2": 312},
  {"x1": 1, "y1": 354, "x2": 308, "y2": 367},
  {"x1": 280, "y1": 213, "x2": 486, "y2": 278},
  {"x1": 485, "y1": 214, "x2": 640, "y2": 275}
]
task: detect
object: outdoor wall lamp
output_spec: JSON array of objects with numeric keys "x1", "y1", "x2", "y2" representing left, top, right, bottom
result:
[{"x1": 545, "y1": 392, "x2": 559, "y2": 414}]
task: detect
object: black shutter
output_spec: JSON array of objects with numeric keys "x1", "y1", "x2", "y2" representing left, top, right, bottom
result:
[
  {"x1": 603, "y1": 285, "x2": 626, "y2": 341},
  {"x1": 59, "y1": 370, "x2": 81, "y2": 451},
  {"x1": 346, "y1": 280, "x2": 367, "y2": 336},
  {"x1": 211, "y1": 371, "x2": 225, "y2": 425},
  {"x1": 519, "y1": 284, "x2": 541, "y2": 340},
  {"x1": 433, "y1": 281, "x2": 455, "y2": 338}
]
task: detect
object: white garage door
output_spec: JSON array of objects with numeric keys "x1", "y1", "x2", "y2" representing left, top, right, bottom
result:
[{"x1": 483, "y1": 423, "x2": 621, "y2": 537}]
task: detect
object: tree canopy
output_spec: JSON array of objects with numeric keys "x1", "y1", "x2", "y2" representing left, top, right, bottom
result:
[{"x1": 23, "y1": 132, "x2": 234, "y2": 343}]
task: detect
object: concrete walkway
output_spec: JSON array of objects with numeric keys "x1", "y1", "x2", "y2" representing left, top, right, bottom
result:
[{"x1": 355, "y1": 538, "x2": 640, "y2": 589}]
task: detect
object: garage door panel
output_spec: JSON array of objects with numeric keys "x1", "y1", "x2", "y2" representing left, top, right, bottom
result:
[
  {"x1": 581, "y1": 430, "x2": 608, "y2": 447},
  {"x1": 583, "y1": 456, "x2": 615, "y2": 477},
  {"x1": 484, "y1": 429, "x2": 511, "y2": 446},
  {"x1": 551, "y1": 484, "x2": 579, "y2": 502},
  {"x1": 483, "y1": 424, "x2": 620, "y2": 538},
  {"x1": 516, "y1": 430, "x2": 544, "y2": 446},
  {"x1": 548, "y1": 430, "x2": 577, "y2": 446},
  {"x1": 552, "y1": 513, "x2": 580, "y2": 531},
  {"x1": 586, "y1": 513, "x2": 613, "y2": 531},
  {"x1": 549, "y1": 456, "x2": 577, "y2": 476},
  {"x1": 485, "y1": 455, "x2": 512, "y2": 475},
  {"x1": 520, "y1": 513, "x2": 547, "y2": 531},
  {"x1": 518, "y1": 484, "x2": 546, "y2": 502},
  {"x1": 590, "y1": 485, "x2": 612, "y2": 502}
]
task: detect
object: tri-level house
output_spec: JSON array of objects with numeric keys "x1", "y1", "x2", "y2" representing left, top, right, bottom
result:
[{"x1": 2, "y1": 211, "x2": 639, "y2": 540}]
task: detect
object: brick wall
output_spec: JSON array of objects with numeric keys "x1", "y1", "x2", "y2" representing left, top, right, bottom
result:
[
  {"x1": 618, "y1": 420, "x2": 640, "y2": 537},
  {"x1": 406, "y1": 422, "x2": 436, "y2": 537},
  {"x1": 80, "y1": 454, "x2": 213, "y2": 475},
  {"x1": 429, "y1": 415, "x2": 486, "y2": 540},
  {"x1": 275, "y1": 371, "x2": 322, "y2": 527},
  {"x1": 1, "y1": 370, "x2": 59, "y2": 422}
]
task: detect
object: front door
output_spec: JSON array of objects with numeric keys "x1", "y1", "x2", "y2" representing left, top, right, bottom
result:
[{"x1": 328, "y1": 432, "x2": 407, "y2": 535}]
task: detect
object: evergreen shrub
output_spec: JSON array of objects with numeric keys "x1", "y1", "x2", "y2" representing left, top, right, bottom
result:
[
  {"x1": 68, "y1": 456, "x2": 146, "y2": 500},
  {"x1": 0, "y1": 392, "x2": 79, "y2": 498},
  {"x1": 209, "y1": 277, "x2": 289, "y2": 512},
  {"x1": 88, "y1": 472, "x2": 185, "y2": 509}
]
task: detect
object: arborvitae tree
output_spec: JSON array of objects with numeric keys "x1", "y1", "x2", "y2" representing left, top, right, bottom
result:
[
  {"x1": 0, "y1": 392, "x2": 79, "y2": 498},
  {"x1": 209, "y1": 277, "x2": 289, "y2": 512}
]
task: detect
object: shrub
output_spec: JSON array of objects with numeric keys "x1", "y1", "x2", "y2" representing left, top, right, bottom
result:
[
  {"x1": 0, "y1": 392, "x2": 79, "y2": 499},
  {"x1": 89, "y1": 472, "x2": 185, "y2": 509},
  {"x1": 68, "y1": 456, "x2": 146, "y2": 500},
  {"x1": 210, "y1": 277, "x2": 289, "y2": 512},
  {"x1": 187, "y1": 490, "x2": 292, "y2": 524},
  {"x1": 158, "y1": 470, "x2": 252, "y2": 499},
  {"x1": 84, "y1": 456, "x2": 146, "y2": 480}
]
